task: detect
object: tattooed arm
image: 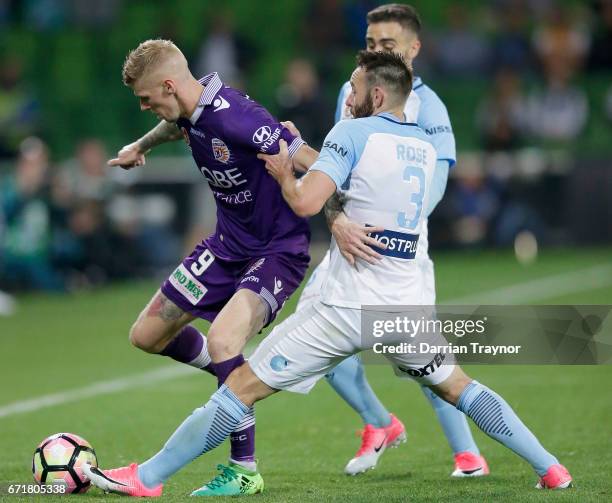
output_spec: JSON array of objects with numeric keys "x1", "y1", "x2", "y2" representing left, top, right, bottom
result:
[
  {"x1": 108, "y1": 121, "x2": 182, "y2": 169},
  {"x1": 324, "y1": 191, "x2": 345, "y2": 230},
  {"x1": 324, "y1": 192, "x2": 386, "y2": 266},
  {"x1": 138, "y1": 120, "x2": 183, "y2": 150}
]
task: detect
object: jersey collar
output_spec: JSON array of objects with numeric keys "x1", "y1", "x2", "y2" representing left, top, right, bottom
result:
[
  {"x1": 376, "y1": 111, "x2": 416, "y2": 125},
  {"x1": 412, "y1": 75, "x2": 423, "y2": 90},
  {"x1": 190, "y1": 72, "x2": 224, "y2": 124}
]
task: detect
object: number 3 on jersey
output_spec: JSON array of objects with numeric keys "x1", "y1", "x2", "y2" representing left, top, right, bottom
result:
[
  {"x1": 191, "y1": 249, "x2": 215, "y2": 276},
  {"x1": 397, "y1": 165, "x2": 425, "y2": 231}
]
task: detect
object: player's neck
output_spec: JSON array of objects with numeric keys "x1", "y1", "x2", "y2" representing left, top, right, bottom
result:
[
  {"x1": 375, "y1": 106, "x2": 405, "y2": 122},
  {"x1": 179, "y1": 78, "x2": 205, "y2": 119}
]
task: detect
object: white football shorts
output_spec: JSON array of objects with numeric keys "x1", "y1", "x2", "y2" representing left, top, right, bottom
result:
[{"x1": 249, "y1": 300, "x2": 455, "y2": 394}]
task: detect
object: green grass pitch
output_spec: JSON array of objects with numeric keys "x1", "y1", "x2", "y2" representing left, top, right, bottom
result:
[{"x1": 0, "y1": 248, "x2": 611, "y2": 502}]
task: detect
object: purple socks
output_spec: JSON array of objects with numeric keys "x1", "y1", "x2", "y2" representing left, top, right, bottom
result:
[
  {"x1": 213, "y1": 354, "x2": 256, "y2": 465},
  {"x1": 160, "y1": 325, "x2": 215, "y2": 375},
  {"x1": 213, "y1": 354, "x2": 245, "y2": 385}
]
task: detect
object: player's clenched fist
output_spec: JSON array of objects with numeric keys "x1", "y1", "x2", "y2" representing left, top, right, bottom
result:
[{"x1": 108, "y1": 141, "x2": 148, "y2": 169}]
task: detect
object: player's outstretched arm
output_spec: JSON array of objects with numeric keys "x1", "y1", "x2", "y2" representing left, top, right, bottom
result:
[{"x1": 108, "y1": 120, "x2": 182, "y2": 169}]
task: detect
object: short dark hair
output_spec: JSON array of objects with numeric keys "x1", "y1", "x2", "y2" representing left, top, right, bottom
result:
[
  {"x1": 366, "y1": 3, "x2": 422, "y2": 34},
  {"x1": 356, "y1": 50, "x2": 412, "y2": 104}
]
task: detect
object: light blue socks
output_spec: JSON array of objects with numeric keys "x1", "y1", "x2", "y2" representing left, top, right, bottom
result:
[
  {"x1": 138, "y1": 385, "x2": 248, "y2": 487},
  {"x1": 456, "y1": 381, "x2": 558, "y2": 476}
]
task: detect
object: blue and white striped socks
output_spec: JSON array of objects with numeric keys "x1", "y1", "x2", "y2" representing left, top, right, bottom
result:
[
  {"x1": 138, "y1": 385, "x2": 249, "y2": 488},
  {"x1": 456, "y1": 381, "x2": 558, "y2": 476}
]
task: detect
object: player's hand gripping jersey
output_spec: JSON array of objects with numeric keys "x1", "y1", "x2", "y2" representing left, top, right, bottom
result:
[{"x1": 309, "y1": 113, "x2": 436, "y2": 308}]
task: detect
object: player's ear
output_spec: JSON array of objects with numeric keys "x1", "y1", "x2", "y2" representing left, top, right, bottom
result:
[
  {"x1": 372, "y1": 87, "x2": 384, "y2": 109},
  {"x1": 408, "y1": 37, "x2": 421, "y2": 60},
  {"x1": 163, "y1": 79, "x2": 176, "y2": 95}
]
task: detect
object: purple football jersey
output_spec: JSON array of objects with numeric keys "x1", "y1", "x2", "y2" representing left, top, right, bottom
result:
[{"x1": 175, "y1": 73, "x2": 310, "y2": 261}]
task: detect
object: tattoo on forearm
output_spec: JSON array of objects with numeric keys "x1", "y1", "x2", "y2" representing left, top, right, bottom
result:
[
  {"x1": 324, "y1": 191, "x2": 346, "y2": 229},
  {"x1": 139, "y1": 121, "x2": 182, "y2": 151},
  {"x1": 148, "y1": 294, "x2": 184, "y2": 322}
]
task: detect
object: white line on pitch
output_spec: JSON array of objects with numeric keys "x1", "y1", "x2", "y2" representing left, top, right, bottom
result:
[
  {"x1": 1, "y1": 262, "x2": 610, "y2": 420},
  {"x1": 0, "y1": 366, "x2": 195, "y2": 419},
  {"x1": 445, "y1": 263, "x2": 612, "y2": 305}
]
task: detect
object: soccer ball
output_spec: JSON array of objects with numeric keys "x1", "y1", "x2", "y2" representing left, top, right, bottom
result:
[{"x1": 32, "y1": 433, "x2": 98, "y2": 493}]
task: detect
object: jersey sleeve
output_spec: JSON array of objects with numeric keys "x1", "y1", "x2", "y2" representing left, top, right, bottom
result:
[
  {"x1": 225, "y1": 99, "x2": 306, "y2": 158},
  {"x1": 416, "y1": 87, "x2": 456, "y2": 167},
  {"x1": 334, "y1": 81, "x2": 352, "y2": 124},
  {"x1": 308, "y1": 120, "x2": 359, "y2": 189}
]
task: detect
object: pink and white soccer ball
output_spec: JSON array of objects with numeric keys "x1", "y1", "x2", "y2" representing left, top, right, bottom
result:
[{"x1": 32, "y1": 433, "x2": 98, "y2": 493}]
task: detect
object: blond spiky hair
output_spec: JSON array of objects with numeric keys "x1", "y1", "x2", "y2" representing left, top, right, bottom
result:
[{"x1": 122, "y1": 39, "x2": 182, "y2": 86}]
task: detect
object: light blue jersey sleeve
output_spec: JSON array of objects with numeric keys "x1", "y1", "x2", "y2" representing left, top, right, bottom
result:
[
  {"x1": 334, "y1": 81, "x2": 351, "y2": 124},
  {"x1": 415, "y1": 84, "x2": 456, "y2": 167},
  {"x1": 309, "y1": 119, "x2": 366, "y2": 190},
  {"x1": 426, "y1": 159, "x2": 450, "y2": 216}
]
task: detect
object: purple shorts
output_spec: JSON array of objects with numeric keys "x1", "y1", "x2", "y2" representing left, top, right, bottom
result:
[{"x1": 161, "y1": 241, "x2": 310, "y2": 326}]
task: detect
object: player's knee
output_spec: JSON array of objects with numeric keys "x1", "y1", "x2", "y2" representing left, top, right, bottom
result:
[
  {"x1": 432, "y1": 386, "x2": 458, "y2": 405},
  {"x1": 207, "y1": 326, "x2": 237, "y2": 361},
  {"x1": 431, "y1": 371, "x2": 472, "y2": 405},
  {"x1": 129, "y1": 321, "x2": 161, "y2": 354}
]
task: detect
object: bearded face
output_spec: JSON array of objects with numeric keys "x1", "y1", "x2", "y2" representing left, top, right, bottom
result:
[{"x1": 352, "y1": 90, "x2": 375, "y2": 118}]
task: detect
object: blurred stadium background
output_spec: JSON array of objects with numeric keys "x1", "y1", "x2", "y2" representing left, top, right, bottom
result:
[
  {"x1": 0, "y1": 1, "x2": 611, "y2": 501},
  {"x1": 0, "y1": 0, "x2": 611, "y2": 298}
]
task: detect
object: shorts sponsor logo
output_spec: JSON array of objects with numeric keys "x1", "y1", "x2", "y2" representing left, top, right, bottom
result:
[
  {"x1": 241, "y1": 275, "x2": 260, "y2": 284},
  {"x1": 211, "y1": 138, "x2": 231, "y2": 164},
  {"x1": 169, "y1": 264, "x2": 207, "y2": 305},
  {"x1": 397, "y1": 353, "x2": 446, "y2": 378},
  {"x1": 245, "y1": 258, "x2": 265, "y2": 275},
  {"x1": 270, "y1": 355, "x2": 288, "y2": 371}
]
